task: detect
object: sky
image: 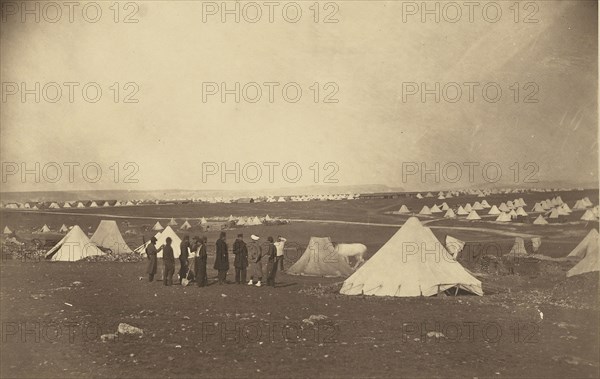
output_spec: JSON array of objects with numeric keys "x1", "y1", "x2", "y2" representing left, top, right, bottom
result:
[{"x1": 0, "y1": 0, "x2": 598, "y2": 193}]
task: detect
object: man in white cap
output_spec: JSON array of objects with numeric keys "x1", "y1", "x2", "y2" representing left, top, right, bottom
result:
[{"x1": 247, "y1": 234, "x2": 263, "y2": 286}]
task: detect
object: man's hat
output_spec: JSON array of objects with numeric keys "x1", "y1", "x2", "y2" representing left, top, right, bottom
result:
[{"x1": 251, "y1": 234, "x2": 260, "y2": 241}]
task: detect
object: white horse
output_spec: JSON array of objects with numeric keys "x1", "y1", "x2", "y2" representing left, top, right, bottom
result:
[{"x1": 333, "y1": 243, "x2": 367, "y2": 270}]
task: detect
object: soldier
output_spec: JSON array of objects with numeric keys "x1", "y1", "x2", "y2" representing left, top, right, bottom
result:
[
  {"x1": 214, "y1": 232, "x2": 229, "y2": 284},
  {"x1": 233, "y1": 233, "x2": 248, "y2": 284},
  {"x1": 145, "y1": 237, "x2": 164, "y2": 282},
  {"x1": 179, "y1": 235, "x2": 191, "y2": 284},
  {"x1": 195, "y1": 236, "x2": 208, "y2": 287},
  {"x1": 265, "y1": 236, "x2": 278, "y2": 287},
  {"x1": 274, "y1": 235, "x2": 287, "y2": 271},
  {"x1": 163, "y1": 237, "x2": 175, "y2": 286},
  {"x1": 247, "y1": 234, "x2": 263, "y2": 287}
]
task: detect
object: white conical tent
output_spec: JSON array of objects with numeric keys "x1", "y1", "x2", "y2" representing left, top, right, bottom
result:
[
  {"x1": 464, "y1": 203, "x2": 472, "y2": 212},
  {"x1": 533, "y1": 215, "x2": 548, "y2": 225},
  {"x1": 430, "y1": 205, "x2": 442, "y2": 213},
  {"x1": 488, "y1": 205, "x2": 501, "y2": 215},
  {"x1": 416, "y1": 193, "x2": 423, "y2": 199},
  {"x1": 63, "y1": 202, "x2": 72, "y2": 208},
  {"x1": 573, "y1": 200, "x2": 587, "y2": 210},
  {"x1": 265, "y1": 214, "x2": 272, "y2": 221},
  {"x1": 76, "y1": 202, "x2": 85, "y2": 208},
  {"x1": 441, "y1": 202, "x2": 449, "y2": 211},
  {"x1": 90, "y1": 220, "x2": 133, "y2": 254},
  {"x1": 152, "y1": 221, "x2": 164, "y2": 231},
  {"x1": 40, "y1": 224, "x2": 51, "y2": 233},
  {"x1": 59, "y1": 224, "x2": 68, "y2": 233},
  {"x1": 532, "y1": 203, "x2": 545, "y2": 212},
  {"x1": 445, "y1": 235, "x2": 465, "y2": 259},
  {"x1": 498, "y1": 203, "x2": 509, "y2": 212},
  {"x1": 548, "y1": 208, "x2": 560, "y2": 219},
  {"x1": 516, "y1": 207, "x2": 528, "y2": 217},
  {"x1": 45, "y1": 225, "x2": 105, "y2": 262},
  {"x1": 581, "y1": 210, "x2": 596, "y2": 221},
  {"x1": 287, "y1": 237, "x2": 354, "y2": 277},
  {"x1": 228, "y1": 215, "x2": 235, "y2": 222},
  {"x1": 200, "y1": 217, "x2": 208, "y2": 225},
  {"x1": 103, "y1": 201, "x2": 111, "y2": 207},
  {"x1": 398, "y1": 205, "x2": 410, "y2": 214},
  {"x1": 582, "y1": 197, "x2": 593, "y2": 207},
  {"x1": 456, "y1": 206, "x2": 468, "y2": 215},
  {"x1": 466, "y1": 210, "x2": 481, "y2": 220},
  {"x1": 481, "y1": 200, "x2": 491, "y2": 208},
  {"x1": 49, "y1": 202, "x2": 60, "y2": 209},
  {"x1": 3, "y1": 226, "x2": 12, "y2": 234},
  {"x1": 90, "y1": 201, "x2": 98, "y2": 207},
  {"x1": 237, "y1": 217, "x2": 246, "y2": 226},
  {"x1": 508, "y1": 209, "x2": 518, "y2": 218},
  {"x1": 567, "y1": 229, "x2": 599, "y2": 259},
  {"x1": 252, "y1": 216, "x2": 262, "y2": 225},
  {"x1": 340, "y1": 217, "x2": 482, "y2": 297},
  {"x1": 425, "y1": 192, "x2": 434, "y2": 198},
  {"x1": 495, "y1": 212, "x2": 511, "y2": 222},
  {"x1": 566, "y1": 230, "x2": 599, "y2": 277},
  {"x1": 168, "y1": 218, "x2": 178, "y2": 226},
  {"x1": 444, "y1": 209, "x2": 456, "y2": 218},
  {"x1": 419, "y1": 206, "x2": 432, "y2": 215},
  {"x1": 134, "y1": 226, "x2": 182, "y2": 258},
  {"x1": 472, "y1": 202, "x2": 483, "y2": 210},
  {"x1": 180, "y1": 220, "x2": 192, "y2": 230},
  {"x1": 561, "y1": 203, "x2": 572, "y2": 213}
]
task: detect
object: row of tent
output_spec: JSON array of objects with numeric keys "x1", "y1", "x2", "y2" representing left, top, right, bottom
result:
[{"x1": 150, "y1": 215, "x2": 275, "y2": 231}]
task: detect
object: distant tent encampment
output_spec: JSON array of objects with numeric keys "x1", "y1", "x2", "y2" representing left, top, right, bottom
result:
[
  {"x1": 286, "y1": 237, "x2": 354, "y2": 277},
  {"x1": 340, "y1": 217, "x2": 483, "y2": 297},
  {"x1": 45, "y1": 225, "x2": 104, "y2": 262},
  {"x1": 90, "y1": 220, "x2": 133, "y2": 254}
]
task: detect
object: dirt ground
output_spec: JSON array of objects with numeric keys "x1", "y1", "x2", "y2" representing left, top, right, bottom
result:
[{"x1": 0, "y1": 191, "x2": 599, "y2": 378}]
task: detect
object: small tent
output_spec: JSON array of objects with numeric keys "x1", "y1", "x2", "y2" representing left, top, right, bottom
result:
[
  {"x1": 49, "y1": 202, "x2": 60, "y2": 209},
  {"x1": 340, "y1": 217, "x2": 482, "y2": 297},
  {"x1": 548, "y1": 208, "x2": 560, "y2": 219},
  {"x1": 466, "y1": 210, "x2": 481, "y2": 220},
  {"x1": 508, "y1": 237, "x2": 528, "y2": 257},
  {"x1": 287, "y1": 237, "x2": 354, "y2": 277},
  {"x1": 444, "y1": 209, "x2": 456, "y2": 218},
  {"x1": 40, "y1": 224, "x2": 51, "y2": 233},
  {"x1": 498, "y1": 203, "x2": 509, "y2": 212},
  {"x1": 456, "y1": 206, "x2": 468, "y2": 215},
  {"x1": 495, "y1": 212, "x2": 511, "y2": 222},
  {"x1": 581, "y1": 210, "x2": 596, "y2": 221},
  {"x1": 533, "y1": 215, "x2": 548, "y2": 225},
  {"x1": 76, "y1": 202, "x2": 85, "y2": 208},
  {"x1": 430, "y1": 205, "x2": 442, "y2": 214},
  {"x1": 416, "y1": 193, "x2": 423, "y2": 199},
  {"x1": 168, "y1": 218, "x2": 178, "y2": 226},
  {"x1": 63, "y1": 202, "x2": 72, "y2": 208},
  {"x1": 3, "y1": 226, "x2": 12, "y2": 234},
  {"x1": 481, "y1": 200, "x2": 491, "y2": 208},
  {"x1": 516, "y1": 207, "x2": 528, "y2": 217},
  {"x1": 200, "y1": 217, "x2": 208, "y2": 225},
  {"x1": 532, "y1": 203, "x2": 544, "y2": 212},
  {"x1": 90, "y1": 201, "x2": 99, "y2": 208},
  {"x1": 59, "y1": 224, "x2": 68, "y2": 233},
  {"x1": 103, "y1": 201, "x2": 111, "y2": 207},
  {"x1": 472, "y1": 202, "x2": 483, "y2": 210},
  {"x1": 180, "y1": 220, "x2": 192, "y2": 230},
  {"x1": 488, "y1": 205, "x2": 501, "y2": 215},
  {"x1": 152, "y1": 221, "x2": 164, "y2": 231},
  {"x1": 419, "y1": 206, "x2": 432, "y2": 215},
  {"x1": 398, "y1": 205, "x2": 410, "y2": 214},
  {"x1": 90, "y1": 220, "x2": 133, "y2": 254},
  {"x1": 440, "y1": 202, "x2": 449, "y2": 211},
  {"x1": 45, "y1": 225, "x2": 104, "y2": 262},
  {"x1": 464, "y1": 203, "x2": 472, "y2": 212}
]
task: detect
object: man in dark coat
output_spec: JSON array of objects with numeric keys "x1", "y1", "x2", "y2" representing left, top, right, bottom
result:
[
  {"x1": 265, "y1": 236, "x2": 278, "y2": 287},
  {"x1": 163, "y1": 237, "x2": 175, "y2": 286},
  {"x1": 179, "y1": 235, "x2": 191, "y2": 284},
  {"x1": 195, "y1": 236, "x2": 208, "y2": 287},
  {"x1": 233, "y1": 233, "x2": 248, "y2": 284},
  {"x1": 214, "y1": 232, "x2": 229, "y2": 284},
  {"x1": 145, "y1": 237, "x2": 164, "y2": 282}
]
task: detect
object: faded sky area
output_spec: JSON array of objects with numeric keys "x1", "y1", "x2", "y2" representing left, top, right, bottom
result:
[{"x1": 0, "y1": 0, "x2": 597, "y2": 193}]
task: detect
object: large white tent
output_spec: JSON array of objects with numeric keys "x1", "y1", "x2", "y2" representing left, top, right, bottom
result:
[
  {"x1": 340, "y1": 217, "x2": 482, "y2": 297},
  {"x1": 567, "y1": 229, "x2": 599, "y2": 277},
  {"x1": 90, "y1": 220, "x2": 133, "y2": 254},
  {"x1": 45, "y1": 225, "x2": 105, "y2": 262}
]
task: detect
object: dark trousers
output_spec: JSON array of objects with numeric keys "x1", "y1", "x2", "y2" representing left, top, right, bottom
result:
[
  {"x1": 148, "y1": 274, "x2": 154, "y2": 282},
  {"x1": 217, "y1": 270, "x2": 228, "y2": 284},
  {"x1": 195, "y1": 261, "x2": 207, "y2": 287},
  {"x1": 235, "y1": 268, "x2": 247, "y2": 283},
  {"x1": 164, "y1": 265, "x2": 175, "y2": 286},
  {"x1": 179, "y1": 260, "x2": 189, "y2": 283},
  {"x1": 267, "y1": 260, "x2": 278, "y2": 286},
  {"x1": 277, "y1": 255, "x2": 284, "y2": 270}
]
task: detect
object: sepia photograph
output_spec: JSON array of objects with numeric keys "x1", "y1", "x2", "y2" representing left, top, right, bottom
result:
[{"x1": 0, "y1": 0, "x2": 598, "y2": 377}]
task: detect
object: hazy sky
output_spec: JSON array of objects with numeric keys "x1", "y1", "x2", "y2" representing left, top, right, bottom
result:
[{"x1": 1, "y1": 0, "x2": 597, "y2": 193}]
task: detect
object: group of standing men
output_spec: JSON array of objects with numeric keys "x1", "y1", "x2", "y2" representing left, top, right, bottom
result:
[{"x1": 145, "y1": 232, "x2": 286, "y2": 288}]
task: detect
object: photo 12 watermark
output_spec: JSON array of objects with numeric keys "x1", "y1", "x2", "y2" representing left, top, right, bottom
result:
[
  {"x1": 201, "y1": 82, "x2": 339, "y2": 103},
  {"x1": 1, "y1": 82, "x2": 140, "y2": 104},
  {"x1": 401, "y1": 161, "x2": 539, "y2": 185},
  {"x1": 400, "y1": 1, "x2": 540, "y2": 24},
  {"x1": 201, "y1": 161, "x2": 340, "y2": 184},
  {"x1": 1, "y1": 2, "x2": 141, "y2": 24},
  {"x1": 1, "y1": 162, "x2": 140, "y2": 185},
  {"x1": 401, "y1": 82, "x2": 540, "y2": 104},
  {"x1": 201, "y1": 1, "x2": 340, "y2": 23}
]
